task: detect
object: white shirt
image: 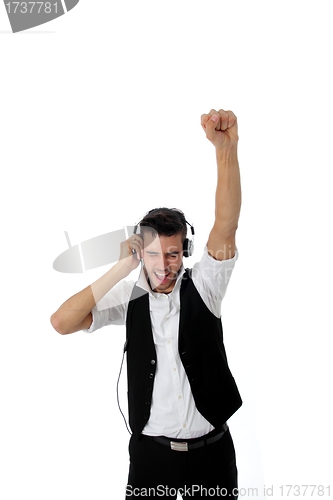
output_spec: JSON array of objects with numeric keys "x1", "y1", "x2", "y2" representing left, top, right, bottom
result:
[{"x1": 85, "y1": 246, "x2": 238, "y2": 438}]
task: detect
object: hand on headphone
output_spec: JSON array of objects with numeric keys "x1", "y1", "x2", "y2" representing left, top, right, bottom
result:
[
  {"x1": 201, "y1": 109, "x2": 238, "y2": 150},
  {"x1": 119, "y1": 234, "x2": 143, "y2": 275}
]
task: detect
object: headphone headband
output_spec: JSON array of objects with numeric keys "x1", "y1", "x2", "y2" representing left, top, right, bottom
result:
[{"x1": 133, "y1": 208, "x2": 195, "y2": 257}]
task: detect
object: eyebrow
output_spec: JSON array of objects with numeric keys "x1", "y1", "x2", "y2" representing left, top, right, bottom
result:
[{"x1": 146, "y1": 251, "x2": 180, "y2": 255}]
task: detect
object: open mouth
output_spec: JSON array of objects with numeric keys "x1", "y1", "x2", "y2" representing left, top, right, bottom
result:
[{"x1": 154, "y1": 271, "x2": 171, "y2": 284}]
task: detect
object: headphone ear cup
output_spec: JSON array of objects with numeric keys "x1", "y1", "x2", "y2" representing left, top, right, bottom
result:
[
  {"x1": 183, "y1": 238, "x2": 189, "y2": 258},
  {"x1": 183, "y1": 238, "x2": 193, "y2": 258},
  {"x1": 188, "y1": 239, "x2": 193, "y2": 257}
]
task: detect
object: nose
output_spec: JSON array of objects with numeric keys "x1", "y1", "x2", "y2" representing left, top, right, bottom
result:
[{"x1": 157, "y1": 254, "x2": 169, "y2": 271}]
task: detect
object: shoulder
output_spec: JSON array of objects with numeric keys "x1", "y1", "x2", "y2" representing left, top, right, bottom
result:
[
  {"x1": 188, "y1": 246, "x2": 239, "y2": 317},
  {"x1": 191, "y1": 245, "x2": 238, "y2": 281}
]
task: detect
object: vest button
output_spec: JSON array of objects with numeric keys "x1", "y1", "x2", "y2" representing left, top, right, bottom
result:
[
  {"x1": 150, "y1": 360, "x2": 156, "y2": 365},
  {"x1": 149, "y1": 373, "x2": 154, "y2": 378}
]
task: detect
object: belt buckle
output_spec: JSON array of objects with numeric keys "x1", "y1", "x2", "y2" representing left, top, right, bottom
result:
[{"x1": 170, "y1": 441, "x2": 188, "y2": 452}]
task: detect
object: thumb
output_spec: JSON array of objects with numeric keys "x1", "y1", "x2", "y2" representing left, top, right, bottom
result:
[{"x1": 205, "y1": 114, "x2": 220, "y2": 142}]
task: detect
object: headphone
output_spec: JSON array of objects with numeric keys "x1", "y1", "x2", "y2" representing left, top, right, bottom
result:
[{"x1": 133, "y1": 208, "x2": 195, "y2": 257}]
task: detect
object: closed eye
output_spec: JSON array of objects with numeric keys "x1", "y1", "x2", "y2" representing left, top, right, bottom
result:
[{"x1": 146, "y1": 252, "x2": 179, "y2": 258}]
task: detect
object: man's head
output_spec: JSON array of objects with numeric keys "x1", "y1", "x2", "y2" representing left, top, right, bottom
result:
[{"x1": 137, "y1": 208, "x2": 188, "y2": 293}]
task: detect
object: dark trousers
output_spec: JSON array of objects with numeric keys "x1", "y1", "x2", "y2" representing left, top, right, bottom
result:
[{"x1": 125, "y1": 428, "x2": 238, "y2": 499}]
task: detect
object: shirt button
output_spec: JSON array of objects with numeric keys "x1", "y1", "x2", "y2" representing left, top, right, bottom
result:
[
  {"x1": 183, "y1": 423, "x2": 187, "y2": 428},
  {"x1": 167, "y1": 340, "x2": 171, "y2": 344},
  {"x1": 178, "y1": 395, "x2": 182, "y2": 399}
]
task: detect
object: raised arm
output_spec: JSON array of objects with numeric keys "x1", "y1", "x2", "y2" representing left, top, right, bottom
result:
[{"x1": 201, "y1": 109, "x2": 241, "y2": 261}]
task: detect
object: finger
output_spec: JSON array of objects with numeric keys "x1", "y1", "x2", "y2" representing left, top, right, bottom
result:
[
  {"x1": 202, "y1": 110, "x2": 222, "y2": 131},
  {"x1": 129, "y1": 234, "x2": 143, "y2": 247},
  {"x1": 131, "y1": 249, "x2": 141, "y2": 261},
  {"x1": 129, "y1": 240, "x2": 142, "y2": 260},
  {"x1": 218, "y1": 109, "x2": 229, "y2": 131},
  {"x1": 200, "y1": 113, "x2": 211, "y2": 130},
  {"x1": 130, "y1": 246, "x2": 141, "y2": 261},
  {"x1": 225, "y1": 110, "x2": 237, "y2": 129},
  {"x1": 209, "y1": 109, "x2": 220, "y2": 130},
  {"x1": 205, "y1": 114, "x2": 220, "y2": 142}
]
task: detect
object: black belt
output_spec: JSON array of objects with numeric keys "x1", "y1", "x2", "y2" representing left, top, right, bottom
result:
[{"x1": 146, "y1": 423, "x2": 228, "y2": 452}]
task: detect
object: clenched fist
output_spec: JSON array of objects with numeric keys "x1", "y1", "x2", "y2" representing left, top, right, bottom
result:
[{"x1": 201, "y1": 109, "x2": 238, "y2": 150}]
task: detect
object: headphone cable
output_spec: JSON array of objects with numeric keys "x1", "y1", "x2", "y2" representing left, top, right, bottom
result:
[{"x1": 116, "y1": 346, "x2": 132, "y2": 436}]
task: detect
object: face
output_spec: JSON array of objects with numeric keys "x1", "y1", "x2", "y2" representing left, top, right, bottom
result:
[{"x1": 142, "y1": 232, "x2": 184, "y2": 293}]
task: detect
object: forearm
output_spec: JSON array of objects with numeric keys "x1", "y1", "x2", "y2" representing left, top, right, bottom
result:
[
  {"x1": 50, "y1": 261, "x2": 128, "y2": 334},
  {"x1": 214, "y1": 144, "x2": 241, "y2": 236}
]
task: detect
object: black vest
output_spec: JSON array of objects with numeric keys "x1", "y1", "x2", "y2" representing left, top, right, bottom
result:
[{"x1": 125, "y1": 269, "x2": 242, "y2": 438}]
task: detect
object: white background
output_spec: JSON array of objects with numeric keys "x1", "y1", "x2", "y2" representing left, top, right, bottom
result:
[{"x1": 1, "y1": 1, "x2": 332, "y2": 499}]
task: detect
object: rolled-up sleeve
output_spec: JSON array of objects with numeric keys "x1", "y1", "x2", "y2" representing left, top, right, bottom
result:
[
  {"x1": 191, "y1": 246, "x2": 239, "y2": 318},
  {"x1": 83, "y1": 279, "x2": 135, "y2": 333}
]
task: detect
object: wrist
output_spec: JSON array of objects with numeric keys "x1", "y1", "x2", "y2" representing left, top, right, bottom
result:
[
  {"x1": 114, "y1": 258, "x2": 136, "y2": 278},
  {"x1": 215, "y1": 144, "x2": 239, "y2": 168},
  {"x1": 215, "y1": 142, "x2": 238, "y2": 156}
]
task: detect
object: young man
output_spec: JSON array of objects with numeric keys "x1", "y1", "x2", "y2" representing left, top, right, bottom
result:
[{"x1": 51, "y1": 109, "x2": 242, "y2": 499}]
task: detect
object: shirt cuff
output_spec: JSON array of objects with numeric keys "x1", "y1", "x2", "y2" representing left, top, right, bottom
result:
[
  {"x1": 83, "y1": 305, "x2": 109, "y2": 333},
  {"x1": 204, "y1": 245, "x2": 239, "y2": 264}
]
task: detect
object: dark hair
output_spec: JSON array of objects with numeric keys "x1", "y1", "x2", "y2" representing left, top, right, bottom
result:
[{"x1": 139, "y1": 207, "x2": 187, "y2": 242}]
